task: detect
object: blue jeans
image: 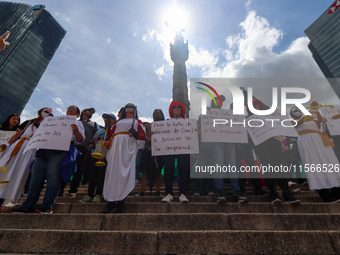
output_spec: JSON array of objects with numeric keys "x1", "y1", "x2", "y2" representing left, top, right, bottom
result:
[
  {"x1": 207, "y1": 142, "x2": 240, "y2": 195},
  {"x1": 23, "y1": 150, "x2": 65, "y2": 210},
  {"x1": 163, "y1": 154, "x2": 190, "y2": 195}
]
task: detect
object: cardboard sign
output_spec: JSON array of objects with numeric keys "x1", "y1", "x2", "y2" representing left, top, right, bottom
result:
[
  {"x1": 151, "y1": 119, "x2": 199, "y2": 156},
  {"x1": 247, "y1": 109, "x2": 298, "y2": 145},
  {"x1": 24, "y1": 115, "x2": 77, "y2": 152},
  {"x1": 200, "y1": 108, "x2": 248, "y2": 143},
  {"x1": 320, "y1": 106, "x2": 340, "y2": 136}
]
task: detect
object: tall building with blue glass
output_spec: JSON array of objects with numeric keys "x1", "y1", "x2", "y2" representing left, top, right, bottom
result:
[
  {"x1": 0, "y1": 2, "x2": 66, "y2": 122},
  {"x1": 305, "y1": 0, "x2": 340, "y2": 98}
]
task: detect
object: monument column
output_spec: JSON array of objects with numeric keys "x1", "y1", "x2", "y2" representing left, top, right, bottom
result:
[{"x1": 170, "y1": 31, "x2": 190, "y2": 117}]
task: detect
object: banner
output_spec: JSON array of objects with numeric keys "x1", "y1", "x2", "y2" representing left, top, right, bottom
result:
[
  {"x1": 200, "y1": 108, "x2": 248, "y2": 143},
  {"x1": 151, "y1": 119, "x2": 199, "y2": 156},
  {"x1": 320, "y1": 106, "x2": 340, "y2": 136},
  {"x1": 24, "y1": 115, "x2": 77, "y2": 152},
  {"x1": 246, "y1": 109, "x2": 298, "y2": 145}
]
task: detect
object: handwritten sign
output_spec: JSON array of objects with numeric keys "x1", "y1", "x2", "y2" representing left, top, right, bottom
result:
[
  {"x1": 151, "y1": 119, "x2": 199, "y2": 156},
  {"x1": 200, "y1": 109, "x2": 248, "y2": 143},
  {"x1": 320, "y1": 106, "x2": 340, "y2": 136},
  {"x1": 0, "y1": 131, "x2": 16, "y2": 157},
  {"x1": 247, "y1": 109, "x2": 298, "y2": 145},
  {"x1": 24, "y1": 115, "x2": 76, "y2": 152}
]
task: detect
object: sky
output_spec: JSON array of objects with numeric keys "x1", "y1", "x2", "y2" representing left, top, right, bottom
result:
[{"x1": 7, "y1": 0, "x2": 338, "y2": 125}]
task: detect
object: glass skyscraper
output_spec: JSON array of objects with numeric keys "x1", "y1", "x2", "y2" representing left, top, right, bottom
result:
[
  {"x1": 0, "y1": 2, "x2": 66, "y2": 122},
  {"x1": 305, "y1": 0, "x2": 340, "y2": 98}
]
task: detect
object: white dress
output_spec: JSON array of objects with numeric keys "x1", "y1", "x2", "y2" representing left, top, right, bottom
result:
[
  {"x1": 296, "y1": 121, "x2": 340, "y2": 190},
  {"x1": 0, "y1": 124, "x2": 38, "y2": 203},
  {"x1": 103, "y1": 118, "x2": 143, "y2": 202}
]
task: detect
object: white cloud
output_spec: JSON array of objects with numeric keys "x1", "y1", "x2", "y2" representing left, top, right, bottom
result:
[
  {"x1": 107, "y1": 38, "x2": 111, "y2": 44},
  {"x1": 154, "y1": 64, "x2": 165, "y2": 80},
  {"x1": 53, "y1": 97, "x2": 64, "y2": 106}
]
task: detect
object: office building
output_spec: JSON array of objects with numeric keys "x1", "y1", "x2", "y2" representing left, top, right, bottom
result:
[
  {"x1": 0, "y1": 2, "x2": 66, "y2": 122},
  {"x1": 305, "y1": 0, "x2": 340, "y2": 98}
]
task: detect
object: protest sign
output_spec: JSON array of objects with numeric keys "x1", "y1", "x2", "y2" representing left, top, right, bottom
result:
[
  {"x1": 151, "y1": 119, "x2": 199, "y2": 156},
  {"x1": 320, "y1": 106, "x2": 340, "y2": 136},
  {"x1": 200, "y1": 108, "x2": 248, "y2": 143},
  {"x1": 24, "y1": 115, "x2": 76, "y2": 152},
  {"x1": 247, "y1": 109, "x2": 298, "y2": 145}
]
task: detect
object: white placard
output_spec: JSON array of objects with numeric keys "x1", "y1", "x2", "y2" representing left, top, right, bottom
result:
[
  {"x1": 320, "y1": 106, "x2": 340, "y2": 136},
  {"x1": 24, "y1": 115, "x2": 76, "y2": 152},
  {"x1": 151, "y1": 119, "x2": 199, "y2": 156},
  {"x1": 200, "y1": 108, "x2": 248, "y2": 143},
  {"x1": 246, "y1": 109, "x2": 298, "y2": 145},
  {"x1": 0, "y1": 130, "x2": 16, "y2": 157}
]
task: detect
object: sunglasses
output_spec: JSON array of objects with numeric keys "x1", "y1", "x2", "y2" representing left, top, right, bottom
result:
[{"x1": 173, "y1": 105, "x2": 182, "y2": 109}]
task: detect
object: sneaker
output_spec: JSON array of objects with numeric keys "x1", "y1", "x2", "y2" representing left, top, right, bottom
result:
[
  {"x1": 193, "y1": 193, "x2": 200, "y2": 197},
  {"x1": 69, "y1": 193, "x2": 76, "y2": 197},
  {"x1": 291, "y1": 188, "x2": 302, "y2": 194},
  {"x1": 232, "y1": 192, "x2": 248, "y2": 203},
  {"x1": 3, "y1": 200, "x2": 16, "y2": 208},
  {"x1": 79, "y1": 195, "x2": 93, "y2": 203},
  {"x1": 92, "y1": 195, "x2": 101, "y2": 203},
  {"x1": 208, "y1": 192, "x2": 215, "y2": 196},
  {"x1": 270, "y1": 193, "x2": 282, "y2": 204},
  {"x1": 10, "y1": 207, "x2": 35, "y2": 213},
  {"x1": 35, "y1": 208, "x2": 53, "y2": 214},
  {"x1": 161, "y1": 194, "x2": 173, "y2": 203},
  {"x1": 179, "y1": 194, "x2": 189, "y2": 203},
  {"x1": 217, "y1": 192, "x2": 227, "y2": 204},
  {"x1": 135, "y1": 180, "x2": 140, "y2": 184},
  {"x1": 284, "y1": 193, "x2": 301, "y2": 204},
  {"x1": 21, "y1": 193, "x2": 28, "y2": 197},
  {"x1": 288, "y1": 181, "x2": 298, "y2": 190}
]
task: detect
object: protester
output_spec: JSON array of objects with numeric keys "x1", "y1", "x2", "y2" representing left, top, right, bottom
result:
[
  {"x1": 290, "y1": 104, "x2": 340, "y2": 202},
  {"x1": 80, "y1": 113, "x2": 116, "y2": 203},
  {"x1": 11, "y1": 105, "x2": 84, "y2": 213},
  {"x1": 102, "y1": 104, "x2": 145, "y2": 213},
  {"x1": 161, "y1": 101, "x2": 191, "y2": 203},
  {"x1": 68, "y1": 107, "x2": 98, "y2": 197},
  {"x1": 0, "y1": 108, "x2": 52, "y2": 208}
]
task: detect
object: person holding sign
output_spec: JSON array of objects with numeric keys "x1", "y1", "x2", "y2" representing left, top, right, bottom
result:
[
  {"x1": 102, "y1": 103, "x2": 145, "y2": 213},
  {"x1": 290, "y1": 105, "x2": 340, "y2": 202},
  {"x1": 11, "y1": 106, "x2": 84, "y2": 214},
  {"x1": 0, "y1": 108, "x2": 52, "y2": 208},
  {"x1": 250, "y1": 99, "x2": 300, "y2": 204},
  {"x1": 161, "y1": 101, "x2": 191, "y2": 203}
]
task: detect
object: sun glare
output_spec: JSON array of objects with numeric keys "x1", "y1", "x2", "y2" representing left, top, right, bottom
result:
[{"x1": 163, "y1": 6, "x2": 188, "y2": 33}]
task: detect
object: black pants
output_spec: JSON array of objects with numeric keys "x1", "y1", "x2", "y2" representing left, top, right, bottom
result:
[{"x1": 254, "y1": 138, "x2": 290, "y2": 195}]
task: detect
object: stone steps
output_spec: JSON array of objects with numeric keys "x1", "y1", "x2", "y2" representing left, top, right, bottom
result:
[
  {"x1": 0, "y1": 229, "x2": 339, "y2": 254},
  {"x1": 1, "y1": 213, "x2": 340, "y2": 231},
  {"x1": 1, "y1": 182, "x2": 340, "y2": 254}
]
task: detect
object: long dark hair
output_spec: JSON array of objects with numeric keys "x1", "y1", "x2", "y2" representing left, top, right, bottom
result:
[{"x1": 0, "y1": 114, "x2": 20, "y2": 131}]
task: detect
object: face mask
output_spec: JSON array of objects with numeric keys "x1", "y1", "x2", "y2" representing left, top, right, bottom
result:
[
  {"x1": 125, "y1": 107, "x2": 134, "y2": 112},
  {"x1": 41, "y1": 108, "x2": 52, "y2": 118},
  {"x1": 291, "y1": 107, "x2": 302, "y2": 118}
]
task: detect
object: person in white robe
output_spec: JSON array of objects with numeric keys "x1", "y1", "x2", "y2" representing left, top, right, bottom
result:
[
  {"x1": 102, "y1": 103, "x2": 145, "y2": 213},
  {"x1": 290, "y1": 104, "x2": 340, "y2": 202}
]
